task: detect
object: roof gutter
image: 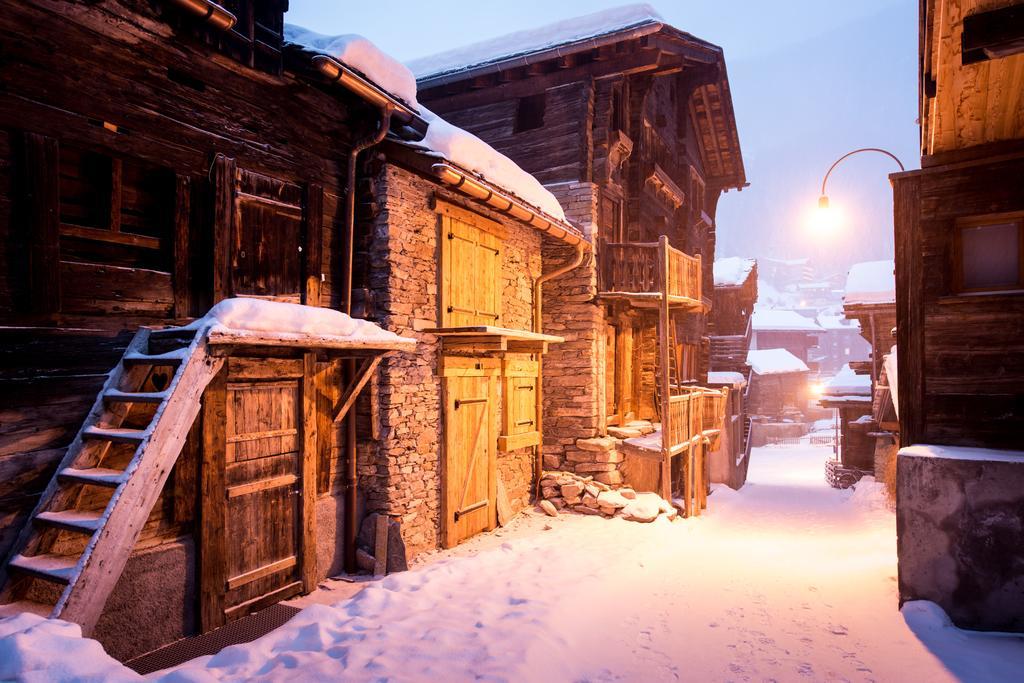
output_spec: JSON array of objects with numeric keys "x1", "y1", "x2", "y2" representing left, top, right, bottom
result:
[
  {"x1": 312, "y1": 55, "x2": 428, "y2": 139},
  {"x1": 431, "y1": 162, "x2": 589, "y2": 249}
]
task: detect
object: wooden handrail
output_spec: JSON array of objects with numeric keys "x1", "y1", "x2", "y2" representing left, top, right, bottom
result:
[{"x1": 599, "y1": 237, "x2": 702, "y2": 301}]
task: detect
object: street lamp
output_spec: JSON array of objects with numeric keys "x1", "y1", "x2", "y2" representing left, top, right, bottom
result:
[{"x1": 816, "y1": 147, "x2": 906, "y2": 229}]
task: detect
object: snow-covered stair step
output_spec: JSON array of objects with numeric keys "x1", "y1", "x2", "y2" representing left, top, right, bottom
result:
[
  {"x1": 103, "y1": 389, "x2": 169, "y2": 404},
  {"x1": 122, "y1": 348, "x2": 187, "y2": 367},
  {"x1": 8, "y1": 553, "x2": 78, "y2": 584},
  {"x1": 82, "y1": 426, "x2": 146, "y2": 443},
  {"x1": 58, "y1": 467, "x2": 127, "y2": 488},
  {"x1": 34, "y1": 510, "x2": 104, "y2": 534}
]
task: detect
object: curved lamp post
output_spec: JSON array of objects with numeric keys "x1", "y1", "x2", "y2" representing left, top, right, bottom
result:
[{"x1": 818, "y1": 147, "x2": 906, "y2": 209}]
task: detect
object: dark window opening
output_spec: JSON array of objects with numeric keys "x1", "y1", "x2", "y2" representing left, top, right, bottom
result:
[
  {"x1": 957, "y1": 215, "x2": 1024, "y2": 292},
  {"x1": 58, "y1": 145, "x2": 175, "y2": 272},
  {"x1": 514, "y1": 93, "x2": 547, "y2": 133},
  {"x1": 611, "y1": 86, "x2": 626, "y2": 133}
]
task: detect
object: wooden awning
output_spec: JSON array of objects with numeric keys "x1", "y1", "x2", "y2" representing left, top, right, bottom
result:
[
  {"x1": 204, "y1": 328, "x2": 416, "y2": 357},
  {"x1": 424, "y1": 325, "x2": 563, "y2": 354}
]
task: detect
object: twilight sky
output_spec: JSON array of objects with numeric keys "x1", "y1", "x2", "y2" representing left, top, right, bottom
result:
[{"x1": 286, "y1": 1, "x2": 919, "y2": 279}]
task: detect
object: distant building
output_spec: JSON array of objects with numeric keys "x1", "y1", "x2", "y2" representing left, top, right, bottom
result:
[
  {"x1": 812, "y1": 311, "x2": 870, "y2": 375},
  {"x1": 709, "y1": 257, "x2": 757, "y2": 373},
  {"x1": 818, "y1": 364, "x2": 874, "y2": 483},
  {"x1": 745, "y1": 348, "x2": 810, "y2": 419},
  {"x1": 750, "y1": 309, "x2": 822, "y2": 367},
  {"x1": 842, "y1": 260, "x2": 896, "y2": 383}
]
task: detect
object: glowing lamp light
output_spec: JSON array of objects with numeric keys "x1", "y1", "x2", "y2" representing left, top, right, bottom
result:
[
  {"x1": 810, "y1": 382, "x2": 826, "y2": 398},
  {"x1": 818, "y1": 195, "x2": 830, "y2": 209}
]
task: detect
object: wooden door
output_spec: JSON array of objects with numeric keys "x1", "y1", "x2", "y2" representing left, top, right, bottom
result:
[
  {"x1": 201, "y1": 355, "x2": 317, "y2": 630},
  {"x1": 442, "y1": 358, "x2": 498, "y2": 547}
]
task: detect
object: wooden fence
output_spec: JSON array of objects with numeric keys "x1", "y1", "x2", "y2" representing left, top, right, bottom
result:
[{"x1": 600, "y1": 236, "x2": 701, "y2": 301}]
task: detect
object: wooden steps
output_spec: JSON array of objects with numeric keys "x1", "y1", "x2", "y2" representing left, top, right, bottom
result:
[
  {"x1": 0, "y1": 324, "x2": 225, "y2": 635},
  {"x1": 9, "y1": 554, "x2": 77, "y2": 584},
  {"x1": 35, "y1": 510, "x2": 104, "y2": 534},
  {"x1": 59, "y1": 466, "x2": 127, "y2": 487}
]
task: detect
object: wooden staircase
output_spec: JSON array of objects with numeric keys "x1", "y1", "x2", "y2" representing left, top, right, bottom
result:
[
  {"x1": 654, "y1": 314, "x2": 684, "y2": 418},
  {"x1": 0, "y1": 325, "x2": 224, "y2": 634}
]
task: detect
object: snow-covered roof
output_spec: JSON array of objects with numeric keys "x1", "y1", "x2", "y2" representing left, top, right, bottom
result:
[
  {"x1": 408, "y1": 4, "x2": 663, "y2": 81},
  {"x1": 746, "y1": 348, "x2": 809, "y2": 376},
  {"x1": 752, "y1": 309, "x2": 822, "y2": 332},
  {"x1": 822, "y1": 364, "x2": 872, "y2": 397},
  {"x1": 402, "y1": 107, "x2": 566, "y2": 221},
  {"x1": 817, "y1": 313, "x2": 859, "y2": 331},
  {"x1": 707, "y1": 371, "x2": 747, "y2": 388},
  {"x1": 284, "y1": 26, "x2": 566, "y2": 223},
  {"x1": 284, "y1": 26, "x2": 419, "y2": 109},
  {"x1": 844, "y1": 260, "x2": 895, "y2": 306},
  {"x1": 713, "y1": 257, "x2": 756, "y2": 287}
]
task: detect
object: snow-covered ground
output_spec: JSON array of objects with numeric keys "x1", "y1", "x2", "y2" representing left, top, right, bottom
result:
[{"x1": 4, "y1": 445, "x2": 1024, "y2": 681}]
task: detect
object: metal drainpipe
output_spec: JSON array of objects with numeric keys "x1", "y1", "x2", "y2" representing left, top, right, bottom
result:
[
  {"x1": 342, "y1": 106, "x2": 392, "y2": 575},
  {"x1": 531, "y1": 242, "x2": 587, "y2": 497}
]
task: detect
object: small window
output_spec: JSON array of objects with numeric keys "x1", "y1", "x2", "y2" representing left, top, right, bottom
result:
[
  {"x1": 957, "y1": 214, "x2": 1024, "y2": 292},
  {"x1": 611, "y1": 85, "x2": 626, "y2": 133},
  {"x1": 514, "y1": 93, "x2": 546, "y2": 133},
  {"x1": 58, "y1": 145, "x2": 174, "y2": 271}
]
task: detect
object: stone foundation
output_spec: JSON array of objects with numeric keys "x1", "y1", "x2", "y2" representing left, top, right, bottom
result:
[{"x1": 897, "y1": 446, "x2": 1024, "y2": 632}]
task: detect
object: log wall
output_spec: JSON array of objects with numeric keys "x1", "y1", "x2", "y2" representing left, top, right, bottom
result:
[
  {"x1": 0, "y1": 0, "x2": 361, "y2": 567},
  {"x1": 893, "y1": 153, "x2": 1024, "y2": 449}
]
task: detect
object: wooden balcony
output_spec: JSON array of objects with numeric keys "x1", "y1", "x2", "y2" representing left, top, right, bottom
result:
[{"x1": 599, "y1": 235, "x2": 703, "y2": 310}]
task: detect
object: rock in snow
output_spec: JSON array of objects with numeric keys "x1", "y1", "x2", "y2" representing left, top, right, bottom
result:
[
  {"x1": 539, "y1": 500, "x2": 558, "y2": 517},
  {"x1": 621, "y1": 494, "x2": 662, "y2": 523}
]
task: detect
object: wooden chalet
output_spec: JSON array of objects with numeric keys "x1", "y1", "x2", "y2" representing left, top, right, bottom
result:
[
  {"x1": 0, "y1": 0, "x2": 589, "y2": 660},
  {"x1": 411, "y1": 6, "x2": 746, "y2": 512},
  {"x1": 709, "y1": 257, "x2": 757, "y2": 374},
  {"x1": 750, "y1": 309, "x2": 822, "y2": 366},
  {"x1": 893, "y1": 0, "x2": 1024, "y2": 632},
  {"x1": 842, "y1": 260, "x2": 896, "y2": 384}
]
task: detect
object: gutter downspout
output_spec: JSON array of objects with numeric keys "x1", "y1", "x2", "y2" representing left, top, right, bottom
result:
[
  {"x1": 341, "y1": 106, "x2": 392, "y2": 575},
  {"x1": 531, "y1": 242, "x2": 587, "y2": 497}
]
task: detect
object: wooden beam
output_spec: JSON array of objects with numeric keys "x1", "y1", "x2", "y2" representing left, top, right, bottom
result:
[{"x1": 332, "y1": 355, "x2": 383, "y2": 423}]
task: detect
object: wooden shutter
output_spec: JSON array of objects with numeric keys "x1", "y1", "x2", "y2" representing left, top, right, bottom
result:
[
  {"x1": 440, "y1": 207, "x2": 503, "y2": 327},
  {"x1": 498, "y1": 358, "x2": 540, "y2": 451}
]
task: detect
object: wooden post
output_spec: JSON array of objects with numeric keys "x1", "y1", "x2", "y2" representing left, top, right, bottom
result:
[
  {"x1": 304, "y1": 183, "x2": 323, "y2": 307},
  {"x1": 300, "y1": 351, "x2": 318, "y2": 592},
  {"x1": 173, "y1": 175, "x2": 191, "y2": 318},
  {"x1": 373, "y1": 515, "x2": 388, "y2": 577},
  {"x1": 200, "y1": 366, "x2": 228, "y2": 631},
  {"x1": 212, "y1": 155, "x2": 236, "y2": 303},
  {"x1": 657, "y1": 235, "x2": 672, "y2": 502}
]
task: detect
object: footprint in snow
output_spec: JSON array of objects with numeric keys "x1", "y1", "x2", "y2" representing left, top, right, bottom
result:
[{"x1": 829, "y1": 624, "x2": 849, "y2": 636}]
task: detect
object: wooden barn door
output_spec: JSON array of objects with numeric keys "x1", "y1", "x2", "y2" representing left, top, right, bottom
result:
[
  {"x1": 212, "y1": 157, "x2": 323, "y2": 305},
  {"x1": 201, "y1": 355, "x2": 317, "y2": 630},
  {"x1": 442, "y1": 357, "x2": 498, "y2": 548}
]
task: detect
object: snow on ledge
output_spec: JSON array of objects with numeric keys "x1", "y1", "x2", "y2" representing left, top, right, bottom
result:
[
  {"x1": 185, "y1": 298, "x2": 415, "y2": 348},
  {"x1": 900, "y1": 444, "x2": 1024, "y2": 464},
  {"x1": 746, "y1": 348, "x2": 809, "y2": 375},
  {"x1": 284, "y1": 25, "x2": 419, "y2": 108},
  {"x1": 713, "y1": 257, "x2": 756, "y2": 287},
  {"x1": 707, "y1": 371, "x2": 746, "y2": 387},
  {"x1": 823, "y1": 364, "x2": 871, "y2": 397},
  {"x1": 844, "y1": 259, "x2": 895, "y2": 306}
]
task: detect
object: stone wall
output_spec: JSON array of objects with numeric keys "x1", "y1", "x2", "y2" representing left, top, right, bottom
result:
[
  {"x1": 363, "y1": 163, "x2": 541, "y2": 556},
  {"x1": 540, "y1": 181, "x2": 624, "y2": 483},
  {"x1": 897, "y1": 448, "x2": 1024, "y2": 632}
]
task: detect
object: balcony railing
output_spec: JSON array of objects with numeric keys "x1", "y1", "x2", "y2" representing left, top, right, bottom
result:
[
  {"x1": 664, "y1": 387, "x2": 728, "y2": 455},
  {"x1": 600, "y1": 235, "x2": 702, "y2": 304}
]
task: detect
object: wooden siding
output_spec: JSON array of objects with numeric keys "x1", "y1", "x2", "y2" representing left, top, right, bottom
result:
[{"x1": 893, "y1": 153, "x2": 1024, "y2": 448}]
